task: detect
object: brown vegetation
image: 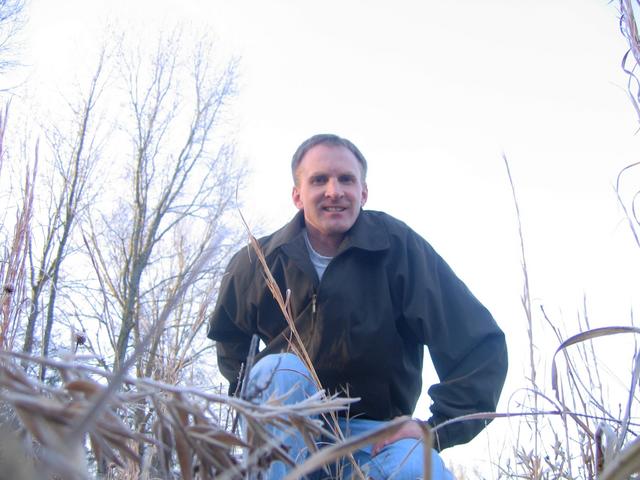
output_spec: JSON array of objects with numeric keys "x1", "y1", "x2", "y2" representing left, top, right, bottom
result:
[{"x1": 0, "y1": 2, "x2": 640, "y2": 479}]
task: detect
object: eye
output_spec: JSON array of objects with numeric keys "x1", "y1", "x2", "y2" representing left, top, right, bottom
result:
[
  {"x1": 310, "y1": 175, "x2": 327, "y2": 185},
  {"x1": 339, "y1": 174, "x2": 356, "y2": 184}
]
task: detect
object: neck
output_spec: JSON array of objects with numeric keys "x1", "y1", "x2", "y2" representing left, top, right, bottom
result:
[{"x1": 305, "y1": 228, "x2": 343, "y2": 257}]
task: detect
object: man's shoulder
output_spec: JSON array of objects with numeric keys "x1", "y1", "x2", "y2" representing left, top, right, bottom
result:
[
  {"x1": 226, "y1": 215, "x2": 300, "y2": 271},
  {"x1": 361, "y1": 210, "x2": 416, "y2": 237},
  {"x1": 361, "y1": 210, "x2": 437, "y2": 258},
  {"x1": 226, "y1": 234, "x2": 278, "y2": 269}
]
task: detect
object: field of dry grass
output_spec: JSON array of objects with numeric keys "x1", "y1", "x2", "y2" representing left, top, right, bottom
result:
[{"x1": 1, "y1": 1, "x2": 640, "y2": 479}]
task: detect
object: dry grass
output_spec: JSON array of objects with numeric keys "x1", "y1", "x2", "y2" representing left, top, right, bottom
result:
[
  {"x1": 1, "y1": 3, "x2": 640, "y2": 479},
  {"x1": 498, "y1": 149, "x2": 640, "y2": 479},
  {"x1": 0, "y1": 152, "x2": 637, "y2": 480},
  {"x1": 0, "y1": 350, "x2": 357, "y2": 479},
  {"x1": 2, "y1": 195, "x2": 637, "y2": 480}
]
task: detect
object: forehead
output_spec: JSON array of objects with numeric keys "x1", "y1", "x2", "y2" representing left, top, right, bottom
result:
[{"x1": 298, "y1": 144, "x2": 362, "y2": 175}]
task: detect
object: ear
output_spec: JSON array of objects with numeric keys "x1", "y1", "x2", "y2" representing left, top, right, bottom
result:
[
  {"x1": 361, "y1": 182, "x2": 369, "y2": 206},
  {"x1": 292, "y1": 185, "x2": 304, "y2": 210}
]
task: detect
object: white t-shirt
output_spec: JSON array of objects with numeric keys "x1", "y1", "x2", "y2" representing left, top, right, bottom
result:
[{"x1": 303, "y1": 229, "x2": 333, "y2": 280}]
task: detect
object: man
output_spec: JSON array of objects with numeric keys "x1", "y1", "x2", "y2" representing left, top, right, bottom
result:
[{"x1": 208, "y1": 134, "x2": 508, "y2": 479}]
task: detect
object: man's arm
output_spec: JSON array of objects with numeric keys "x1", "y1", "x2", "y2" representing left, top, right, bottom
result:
[
  {"x1": 210, "y1": 322, "x2": 252, "y2": 395},
  {"x1": 427, "y1": 328, "x2": 507, "y2": 451},
  {"x1": 208, "y1": 250, "x2": 255, "y2": 395},
  {"x1": 401, "y1": 232, "x2": 508, "y2": 451}
]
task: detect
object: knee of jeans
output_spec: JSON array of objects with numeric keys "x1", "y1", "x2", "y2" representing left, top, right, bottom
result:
[
  {"x1": 390, "y1": 444, "x2": 452, "y2": 480},
  {"x1": 247, "y1": 353, "x2": 317, "y2": 400},
  {"x1": 430, "y1": 449, "x2": 455, "y2": 480},
  {"x1": 373, "y1": 440, "x2": 452, "y2": 480}
]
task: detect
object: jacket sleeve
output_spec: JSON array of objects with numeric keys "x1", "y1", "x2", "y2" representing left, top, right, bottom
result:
[
  {"x1": 207, "y1": 248, "x2": 255, "y2": 395},
  {"x1": 400, "y1": 230, "x2": 508, "y2": 451}
]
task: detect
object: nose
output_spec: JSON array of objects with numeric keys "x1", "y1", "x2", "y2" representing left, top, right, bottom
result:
[{"x1": 325, "y1": 178, "x2": 343, "y2": 198}]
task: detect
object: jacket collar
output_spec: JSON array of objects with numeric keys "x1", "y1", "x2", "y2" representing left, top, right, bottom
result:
[{"x1": 264, "y1": 209, "x2": 390, "y2": 258}]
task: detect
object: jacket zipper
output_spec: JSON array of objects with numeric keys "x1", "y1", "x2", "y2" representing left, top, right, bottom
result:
[{"x1": 312, "y1": 293, "x2": 317, "y2": 315}]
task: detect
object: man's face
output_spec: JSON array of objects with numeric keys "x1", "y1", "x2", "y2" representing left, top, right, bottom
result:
[{"x1": 292, "y1": 143, "x2": 368, "y2": 241}]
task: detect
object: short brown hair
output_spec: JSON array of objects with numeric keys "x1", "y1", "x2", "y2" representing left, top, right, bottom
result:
[{"x1": 291, "y1": 134, "x2": 368, "y2": 185}]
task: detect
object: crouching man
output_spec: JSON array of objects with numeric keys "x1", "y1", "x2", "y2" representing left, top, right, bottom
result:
[{"x1": 208, "y1": 134, "x2": 508, "y2": 479}]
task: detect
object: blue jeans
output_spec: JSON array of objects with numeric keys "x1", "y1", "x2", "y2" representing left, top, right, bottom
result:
[{"x1": 245, "y1": 352, "x2": 454, "y2": 480}]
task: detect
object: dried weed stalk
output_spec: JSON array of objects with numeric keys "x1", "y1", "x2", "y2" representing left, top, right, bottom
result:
[
  {"x1": 502, "y1": 152, "x2": 640, "y2": 479},
  {"x1": 0, "y1": 351, "x2": 354, "y2": 479}
]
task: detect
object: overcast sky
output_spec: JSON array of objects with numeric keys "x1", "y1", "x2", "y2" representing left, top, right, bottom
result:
[{"x1": 19, "y1": 0, "x2": 640, "y2": 474}]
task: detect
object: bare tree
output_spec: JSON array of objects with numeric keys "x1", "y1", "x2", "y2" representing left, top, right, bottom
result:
[
  {"x1": 0, "y1": 0, "x2": 33, "y2": 360},
  {"x1": 81, "y1": 30, "x2": 243, "y2": 375},
  {"x1": 21, "y1": 54, "x2": 107, "y2": 381},
  {"x1": 0, "y1": 106, "x2": 34, "y2": 351},
  {"x1": 0, "y1": 23, "x2": 244, "y2": 475},
  {"x1": 58, "y1": 31, "x2": 244, "y2": 472},
  {"x1": 0, "y1": 0, "x2": 25, "y2": 78}
]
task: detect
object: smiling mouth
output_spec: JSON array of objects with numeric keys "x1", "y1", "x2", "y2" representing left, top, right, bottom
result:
[{"x1": 323, "y1": 206, "x2": 346, "y2": 212}]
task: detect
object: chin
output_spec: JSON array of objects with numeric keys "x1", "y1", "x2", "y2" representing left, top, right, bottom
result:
[{"x1": 324, "y1": 223, "x2": 353, "y2": 235}]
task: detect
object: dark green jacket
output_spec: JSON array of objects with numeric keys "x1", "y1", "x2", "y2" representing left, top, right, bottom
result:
[{"x1": 208, "y1": 210, "x2": 507, "y2": 450}]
